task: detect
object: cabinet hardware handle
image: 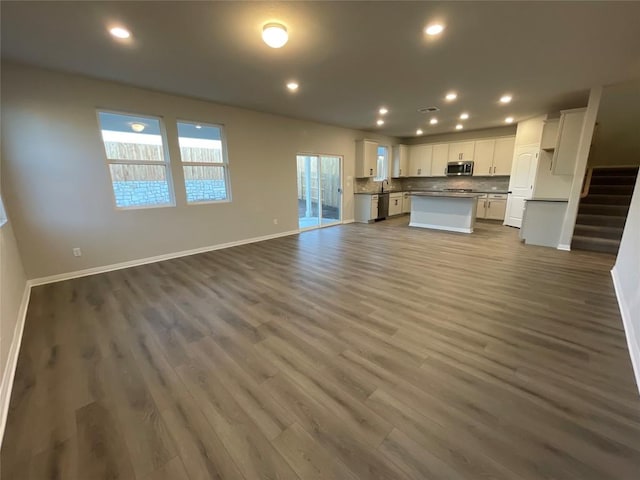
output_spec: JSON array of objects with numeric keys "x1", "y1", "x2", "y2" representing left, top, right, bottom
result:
[
  {"x1": 399, "y1": 169, "x2": 402, "y2": 175},
  {"x1": 488, "y1": 201, "x2": 491, "y2": 208},
  {"x1": 418, "y1": 169, "x2": 421, "y2": 174},
  {"x1": 493, "y1": 166, "x2": 496, "y2": 174},
  {"x1": 489, "y1": 166, "x2": 491, "y2": 174}
]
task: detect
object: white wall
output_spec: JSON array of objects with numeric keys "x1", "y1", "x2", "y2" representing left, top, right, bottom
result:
[
  {"x1": 533, "y1": 150, "x2": 573, "y2": 199},
  {"x1": 588, "y1": 79, "x2": 640, "y2": 167},
  {"x1": 612, "y1": 173, "x2": 640, "y2": 393},
  {"x1": 1, "y1": 62, "x2": 397, "y2": 280},
  {"x1": 0, "y1": 188, "x2": 29, "y2": 444}
]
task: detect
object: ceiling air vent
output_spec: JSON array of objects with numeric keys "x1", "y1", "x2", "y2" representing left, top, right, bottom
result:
[{"x1": 418, "y1": 106, "x2": 440, "y2": 113}]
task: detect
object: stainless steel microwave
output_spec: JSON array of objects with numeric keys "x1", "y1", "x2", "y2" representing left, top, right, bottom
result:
[{"x1": 447, "y1": 161, "x2": 474, "y2": 176}]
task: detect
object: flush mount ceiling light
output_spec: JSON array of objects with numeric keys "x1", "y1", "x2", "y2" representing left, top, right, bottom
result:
[
  {"x1": 416, "y1": 129, "x2": 423, "y2": 135},
  {"x1": 455, "y1": 124, "x2": 463, "y2": 130},
  {"x1": 505, "y1": 116, "x2": 514, "y2": 124},
  {"x1": 109, "y1": 26, "x2": 131, "y2": 39},
  {"x1": 286, "y1": 81, "x2": 299, "y2": 91},
  {"x1": 425, "y1": 23, "x2": 445, "y2": 36},
  {"x1": 130, "y1": 122, "x2": 145, "y2": 132},
  {"x1": 376, "y1": 119, "x2": 385, "y2": 126},
  {"x1": 430, "y1": 118, "x2": 438, "y2": 125},
  {"x1": 445, "y1": 92, "x2": 457, "y2": 101},
  {"x1": 500, "y1": 94, "x2": 513, "y2": 104},
  {"x1": 460, "y1": 112, "x2": 469, "y2": 120},
  {"x1": 262, "y1": 22, "x2": 288, "y2": 48},
  {"x1": 379, "y1": 107, "x2": 388, "y2": 115}
]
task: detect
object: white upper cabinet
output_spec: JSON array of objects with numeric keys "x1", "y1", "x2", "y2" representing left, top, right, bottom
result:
[
  {"x1": 355, "y1": 139, "x2": 378, "y2": 178},
  {"x1": 552, "y1": 108, "x2": 586, "y2": 176},
  {"x1": 391, "y1": 145, "x2": 409, "y2": 178},
  {"x1": 448, "y1": 141, "x2": 475, "y2": 162},
  {"x1": 473, "y1": 139, "x2": 495, "y2": 176},
  {"x1": 431, "y1": 144, "x2": 449, "y2": 177},
  {"x1": 409, "y1": 144, "x2": 433, "y2": 176},
  {"x1": 541, "y1": 119, "x2": 560, "y2": 151},
  {"x1": 472, "y1": 137, "x2": 515, "y2": 176},
  {"x1": 493, "y1": 137, "x2": 516, "y2": 175}
]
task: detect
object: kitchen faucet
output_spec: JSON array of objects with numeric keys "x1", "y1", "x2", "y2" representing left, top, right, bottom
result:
[{"x1": 381, "y1": 179, "x2": 389, "y2": 193}]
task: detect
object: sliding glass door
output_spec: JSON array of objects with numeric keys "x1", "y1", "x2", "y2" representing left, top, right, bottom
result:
[{"x1": 296, "y1": 154, "x2": 342, "y2": 230}]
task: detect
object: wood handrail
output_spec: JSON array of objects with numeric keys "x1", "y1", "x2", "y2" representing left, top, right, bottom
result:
[{"x1": 581, "y1": 167, "x2": 593, "y2": 199}]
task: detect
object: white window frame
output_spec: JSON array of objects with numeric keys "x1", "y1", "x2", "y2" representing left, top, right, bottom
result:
[
  {"x1": 176, "y1": 120, "x2": 232, "y2": 205},
  {"x1": 97, "y1": 109, "x2": 176, "y2": 210},
  {"x1": 375, "y1": 145, "x2": 390, "y2": 182}
]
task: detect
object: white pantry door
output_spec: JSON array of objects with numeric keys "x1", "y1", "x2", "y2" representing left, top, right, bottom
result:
[{"x1": 504, "y1": 145, "x2": 539, "y2": 228}]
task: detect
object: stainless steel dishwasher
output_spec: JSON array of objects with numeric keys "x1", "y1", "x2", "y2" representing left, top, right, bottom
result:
[{"x1": 376, "y1": 192, "x2": 389, "y2": 221}]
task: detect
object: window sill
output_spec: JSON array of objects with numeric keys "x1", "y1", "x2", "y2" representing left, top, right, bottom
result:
[
  {"x1": 115, "y1": 202, "x2": 176, "y2": 211},
  {"x1": 186, "y1": 199, "x2": 232, "y2": 206}
]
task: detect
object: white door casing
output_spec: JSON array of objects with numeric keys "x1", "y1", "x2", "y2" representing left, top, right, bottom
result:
[{"x1": 504, "y1": 145, "x2": 539, "y2": 228}]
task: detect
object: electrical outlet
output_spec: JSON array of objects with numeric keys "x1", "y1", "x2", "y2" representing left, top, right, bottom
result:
[
  {"x1": 73, "y1": 247, "x2": 82, "y2": 257},
  {"x1": 273, "y1": 218, "x2": 278, "y2": 225}
]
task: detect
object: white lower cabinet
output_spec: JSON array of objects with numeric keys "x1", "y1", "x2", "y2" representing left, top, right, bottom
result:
[
  {"x1": 476, "y1": 194, "x2": 507, "y2": 220},
  {"x1": 389, "y1": 193, "x2": 403, "y2": 216},
  {"x1": 402, "y1": 192, "x2": 412, "y2": 213},
  {"x1": 354, "y1": 194, "x2": 379, "y2": 223}
]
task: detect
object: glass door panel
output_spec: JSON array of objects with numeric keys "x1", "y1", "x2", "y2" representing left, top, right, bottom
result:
[
  {"x1": 319, "y1": 155, "x2": 341, "y2": 225},
  {"x1": 297, "y1": 155, "x2": 320, "y2": 229},
  {"x1": 297, "y1": 154, "x2": 342, "y2": 230}
]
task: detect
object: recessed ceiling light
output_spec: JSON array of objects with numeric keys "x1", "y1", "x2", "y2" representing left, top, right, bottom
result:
[
  {"x1": 262, "y1": 22, "x2": 288, "y2": 48},
  {"x1": 425, "y1": 24, "x2": 445, "y2": 36},
  {"x1": 195, "y1": 125, "x2": 202, "y2": 129},
  {"x1": 455, "y1": 124, "x2": 463, "y2": 130},
  {"x1": 430, "y1": 118, "x2": 438, "y2": 125},
  {"x1": 376, "y1": 119, "x2": 385, "y2": 126},
  {"x1": 379, "y1": 107, "x2": 388, "y2": 115},
  {"x1": 445, "y1": 92, "x2": 457, "y2": 101},
  {"x1": 416, "y1": 129, "x2": 423, "y2": 135},
  {"x1": 500, "y1": 94, "x2": 512, "y2": 104},
  {"x1": 130, "y1": 123, "x2": 145, "y2": 132},
  {"x1": 460, "y1": 112, "x2": 469, "y2": 120},
  {"x1": 286, "y1": 81, "x2": 299, "y2": 91},
  {"x1": 505, "y1": 117, "x2": 514, "y2": 124},
  {"x1": 109, "y1": 27, "x2": 131, "y2": 39}
]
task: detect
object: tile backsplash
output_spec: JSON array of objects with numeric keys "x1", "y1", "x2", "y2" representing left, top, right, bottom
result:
[
  {"x1": 355, "y1": 176, "x2": 510, "y2": 193},
  {"x1": 402, "y1": 176, "x2": 510, "y2": 192},
  {"x1": 355, "y1": 177, "x2": 403, "y2": 193}
]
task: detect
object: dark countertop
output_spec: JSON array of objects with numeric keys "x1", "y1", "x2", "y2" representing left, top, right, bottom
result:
[
  {"x1": 355, "y1": 189, "x2": 510, "y2": 195},
  {"x1": 411, "y1": 192, "x2": 486, "y2": 198},
  {"x1": 526, "y1": 198, "x2": 569, "y2": 202}
]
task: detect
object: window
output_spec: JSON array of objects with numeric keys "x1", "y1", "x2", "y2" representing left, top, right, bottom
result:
[
  {"x1": 98, "y1": 111, "x2": 174, "y2": 209},
  {"x1": 177, "y1": 121, "x2": 230, "y2": 203},
  {"x1": 0, "y1": 194, "x2": 7, "y2": 227},
  {"x1": 375, "y1": 145, "x2": 389, "y2": 181}
]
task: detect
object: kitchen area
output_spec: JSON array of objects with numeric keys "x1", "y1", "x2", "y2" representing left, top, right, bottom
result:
[{"x1": 354, "y1": 134, "x2": 514, "y2": 233}]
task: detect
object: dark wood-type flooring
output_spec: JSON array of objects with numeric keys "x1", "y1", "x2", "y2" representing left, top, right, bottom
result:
[{"x1": 3, "y1": 217, "x2": 640, "y2": 479}]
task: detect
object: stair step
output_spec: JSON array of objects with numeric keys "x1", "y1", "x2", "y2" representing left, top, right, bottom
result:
[
  {"x1": 573, "y1": 224, "x2": 624, "y2": 240},
  {"x1": 581, "y1": 194, "x2": 632, "y2": 205},
  {"x1": 571, "y1": 236, "x2": 620, "y2": 255},
  {"x1": 592, "y1": 167, "x2": 639, "y2": 177},
  {"x1": 578, "y1": 204, "x2": 630, "y2": 216},
  {"x1": 590, "y1": 175, "x2": 637, "y2": 186},
  {"x1": 576, "y1": 214, "x2": 627, "y2": 228},
  {"x1": 588, "y1": 184, "x2": 635, "y2": 195}
]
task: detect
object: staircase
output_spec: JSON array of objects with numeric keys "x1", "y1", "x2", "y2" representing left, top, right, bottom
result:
[{"x1": 572, "y1": 166, "x2": 638, "y2": 254}]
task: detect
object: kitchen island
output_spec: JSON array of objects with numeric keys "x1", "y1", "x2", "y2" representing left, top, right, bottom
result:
[{"x1": 409, "y1": 192, "x2": 485, "y2": 233}]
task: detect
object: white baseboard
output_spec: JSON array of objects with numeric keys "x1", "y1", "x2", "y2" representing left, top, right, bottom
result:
[
  {"x1": 611, "y1": 266, "x2": 640, "y2": 395},
  {"x1": 0, "y1": 284, "x2": 31, "y2": 447},
  {"x1": 409, "y1": 222, "x2": 472, "y2": 234},
  {"x1": 30, "y1": 229, "x2": 300, "y2": 287},
  {"x1": 557, "y1": 243, "x2": 571, "y2": 251}
]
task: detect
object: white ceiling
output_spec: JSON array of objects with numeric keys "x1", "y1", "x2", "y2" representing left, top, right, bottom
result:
[{"x1": 2, "y1": 1, "x2": 640, "y2": 138}]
